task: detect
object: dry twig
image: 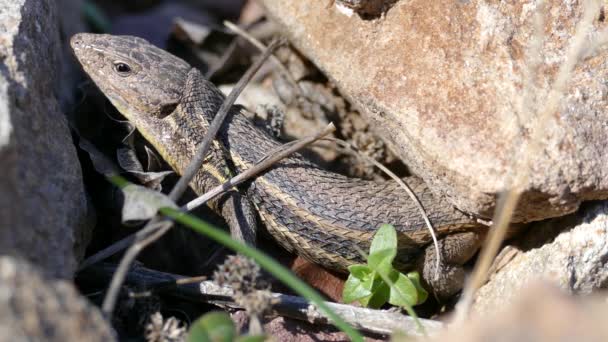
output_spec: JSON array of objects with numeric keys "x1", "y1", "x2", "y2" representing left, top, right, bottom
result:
[
  {"x1": 83, "y1": 263, "x2": 443, "y2": 337},
  {"x1": 79, "y1": 122, "x2": 334, "y2": 272},
  {"x1": 318, "y1": 138, "x2": 442, "y2": 279},
  {"x1": 184, "y1": 123, "x2": 335, "y2": 212},
  {"x1": 224, "y1": 20, "x2": 305, "y2": 99},
  {"x1": 100, "y1": 39, "x2": 284, "y2": 317}
]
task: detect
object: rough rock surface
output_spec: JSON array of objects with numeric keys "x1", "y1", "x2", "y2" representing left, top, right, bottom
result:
[
  {"x1": 0, "y1": 256, "x2": 116, "y2": 341},
  {"x1": 472, "y1": 201, "x2": 608, "y2": 315},
  {"x1": 0, "y1": 0, "x2": 93, "y2": 277},
  {"x1": 261, "y1": 0, "x2": 608, "y2": 222},
  {"x1": 434, "y1": 283, "x2": 608, "y2": 342}
]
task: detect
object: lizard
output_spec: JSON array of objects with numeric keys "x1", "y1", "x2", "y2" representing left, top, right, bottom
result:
[{"x1": 71, "y1": 33, "x2": 489, "y2": 298}]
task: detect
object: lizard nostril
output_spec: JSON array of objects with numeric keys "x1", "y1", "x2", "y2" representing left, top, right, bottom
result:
[
  {"x1": 70, "y1": 34, "x2": 86, "y2": 49},
  {"x1": 70, "y1": 39, "x2": 81, "y2": 49}
]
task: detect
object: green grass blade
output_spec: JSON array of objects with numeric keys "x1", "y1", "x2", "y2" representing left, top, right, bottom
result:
[
  {"x1": 160, "y1": 207, "x2": 364, "y2": 342},
  {"x1": 106, "y1": 175, "x2": 361, "y2": 339},
  {"x1": 83, "y1": 1, "x2": 111, "y2": 33}
]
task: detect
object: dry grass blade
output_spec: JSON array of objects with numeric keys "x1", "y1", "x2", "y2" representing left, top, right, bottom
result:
[
  {"x1": 454, "y1": 0, "x2": 603, "y2": 323},
  {"x1": 100, "y1": 39, "x2": 284, "y2": 317},
  {"x1": 224, "y1": 20, "x2": 305, "y2": 98},
  {"x1": 184, "y1": 123, "x2": 336, "y2": 212},
  {"x1": 82, "y1": 124, "x2": 336, "y2": 272},
  {"x1": 168, "y1": 38, "x2": 284, "y2": 201},
  {"x1": 581, "y1": 27, "x2": 608, "y2": 58},
  {"x1": 84, "y1": 263, "x2": 444, "y2": 337},
  {"x1": 318, "y1": 138, "x2": 442, "y2": 278}
]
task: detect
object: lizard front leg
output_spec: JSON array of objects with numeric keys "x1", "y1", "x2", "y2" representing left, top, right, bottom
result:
[{"x1": 416, "y1": 231, "x2": 486, "y2": 298}]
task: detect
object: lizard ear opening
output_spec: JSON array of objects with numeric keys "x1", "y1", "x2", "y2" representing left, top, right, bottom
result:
[{"x1": 158, "y1": 101, "x2": 178, "y2": 119}]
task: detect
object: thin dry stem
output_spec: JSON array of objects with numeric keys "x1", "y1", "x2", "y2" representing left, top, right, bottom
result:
[
  {"x1": 224, "y1": 20, "x2": 305, "y2": 99},
  {"x1": 79, "y1": 220, "x2": 163, "y2": 271},
  {"x1": 184, "y1": 123, "x2": 336, "y2": 212},
  {"x1": 100, "y1": 40, "x2": 283, "y2": 317},
  {"x1": 581, "y1": 27, "x2": 608, "y2": 58},
  {"x1": 249, "y1": 315, "x2": 263, "y2": 336},
  {"x1": 318, "y1": 138, "x2": 442, "y2": 278},
  {"x1": 168, "y1": 38, "x2": 284, "y2": 200},
  {"x1": 518, "y1": 0, "x2": 545, "y2": 128},
  {"x1": 84, "y1": 263, "x2": 444, "y2": 337},
  {"x1": 455, "y1": 0, "x2": 602, "y2": 323},
  {"x1": 80, "y1": 52, "x2": 324, "y2": 274}
]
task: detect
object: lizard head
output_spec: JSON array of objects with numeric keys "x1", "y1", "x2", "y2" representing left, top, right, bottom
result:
[{"x1": 70, "y1": 33, "x2": 191, "y2": 124}]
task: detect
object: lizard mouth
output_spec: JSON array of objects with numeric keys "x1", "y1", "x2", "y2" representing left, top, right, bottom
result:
[
  {"x1": 70, "y1": 34, "x2": 100, "y2": 75},
  {"x1": 70, "y1": 34, "x2": 133, "y2": 117},
  {"x1": 70, "y1": 33, "x2": 119, "y2": 74},
  {"x1": 70, "y1": 34, "x2": 93, "y2": 63}
]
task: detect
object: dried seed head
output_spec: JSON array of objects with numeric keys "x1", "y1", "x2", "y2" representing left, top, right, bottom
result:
[
  {"x1": 213, "y1": 255, "x2": 275, "y2": 316},
  {"x1": 213, "y1": 255, "x2": 268, "y2": 294},
  {"x1": 145, "y1": 312, "x2": 186, "y2": 342},
  {"x1": 233, "y1": 290, "x2": 277, "y2": 317}
]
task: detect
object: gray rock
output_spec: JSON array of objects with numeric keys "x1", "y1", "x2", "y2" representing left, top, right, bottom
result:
[
  {"x1": 57, "y1": 0, "x2": 88, "y2": 109},
  {"x1": 0, "y1": 0, "x2": 93, "y2": 278},
  {"x1": 0, "y1": 256, "x2": 116, "y2": 341},
  {"x1": 261, "y1": 0, "x2": 608, "y2": 222},
  {"x1": 472, "y1": 201, "x2": 608, "y2": 315}
]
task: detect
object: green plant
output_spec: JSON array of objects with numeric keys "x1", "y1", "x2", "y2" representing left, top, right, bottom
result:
[
  {"x1": 107, "y1": 176, "x2": 363, "y2": 341},
  {"x1": 342, "y1": 224, "x2": 428, "y2": 309},
  {"x1": 160, "y1": 206, "x2": 364, "y2": 342},
  {"x1": 187, "y1": 311, "x2": 265, "y2": 342}
]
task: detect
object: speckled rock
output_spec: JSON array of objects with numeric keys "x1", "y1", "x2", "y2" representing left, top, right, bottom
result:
[
  {"x1": 472, "y1": 201, "x2": 608, "y2": 315},
  {"x1": 261, "y1": 0, "x2": 608, "y2": 222},
  {"x1": 0, "y1": 256, "x2": 116, "y2": 341},
  {"x1": 0, "y1": 0, "x2": 93, "y2": 277},
  {"x1": 434, "y1": 283, "x2": 608, "y2": 342}
]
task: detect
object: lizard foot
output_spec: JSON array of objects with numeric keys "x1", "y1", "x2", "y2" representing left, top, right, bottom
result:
[{"x1": 417, "y1": 231, "x2": 486, "y2": 299}]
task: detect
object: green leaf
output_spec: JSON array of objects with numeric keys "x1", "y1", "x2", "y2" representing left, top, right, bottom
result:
[
  {"x1": 407, "y1": 271, "x2": 428, "y2": 304},
  {"x1": 369, "y1": 250, "x2": 396, "y2": 278},
  {"x1": 367, "y1": 224, "x2": 397, "y2": 269},
  {"x1": 343, "y1": 266, "x2": 373, "y2": 303},
  {"x1": 364, "y1": 276, "x2": 390, "y2": 308},
  {"x1": 160, "y1": 207, "x2": 364, "y2": 342},
  {"x1": 347, "y1": 264, "x2": 372, "y2": 279},
  {"x1": 388, "y1": 271, "x2": 428, "y2": 307},
  {"x1": 354, "y1": 271, "x2": 396, "y2": 308},
  {"x1": 369, "y1": 224, "x2": 398, "y2": 254},
  {"x1": 187, "y1": 311, "x2": 236, "y2": 342},
  {"x1": 121, "y1": 184, "x2": 177, "y2": 222}
]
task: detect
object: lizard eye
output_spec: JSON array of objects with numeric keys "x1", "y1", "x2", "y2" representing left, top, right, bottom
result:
[{"x1": 113, "y1": 61, "x2": 132, "y2": 76}]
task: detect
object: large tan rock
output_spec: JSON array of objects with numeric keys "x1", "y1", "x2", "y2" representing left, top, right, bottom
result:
[
  {"x1": 472, "y1": 201, "x2": 608, "y2": 315},
  {"x1": 261, "y1": 0, "x2": 608, "y2": 222},
  {"x1": 432, "y1": 283, "x2": 608, "y2": 342}
]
